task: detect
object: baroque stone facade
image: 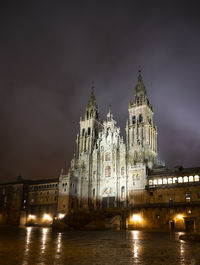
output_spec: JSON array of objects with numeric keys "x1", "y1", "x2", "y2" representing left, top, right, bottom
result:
[
  {"x1": 1, "y1": 71, "x2": 200, "y2": 231},
  {"x1": 58, "y1": 71, "x2": 158, "y2": 213}
]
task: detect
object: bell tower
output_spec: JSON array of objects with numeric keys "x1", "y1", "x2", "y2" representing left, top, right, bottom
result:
[
  {"x1": 126, "y1": 70, "x2": 157, "y2": 169},
  {"x1": 76, "y1": 87, "x2": 101, "y2": 157}
]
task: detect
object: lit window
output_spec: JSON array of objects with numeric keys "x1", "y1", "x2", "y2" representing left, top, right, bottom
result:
[
  {"x1": 163, "y1": 178, "x2": 167, "y2": 184},
  {"x1": 168, "y1": 178, "x2": 172, "y2": 184},
  {"x1": 158, "y1": 179, "x2": 162, "y2": 185},
  {"x1": 178, "y1": 177, "x2": 183, "y2": 183},
  {"x1": 189, "y1": 176, "x2": 194, "y2": 182},
  {"x1": 183, "y1": 176, "x2": 188, "y2": 183},
  {"x1": 149, "y1": 180, "x2": 153, "y2": 185},
  {"x1": 173, "y1": 177, "x2": 177, "y2": 183},
  {"x1": 153, "y1": 179, "x2": 157, "y2": 185},
  {"x1": 194, "y1": 175, "x2": 199, "y2": 182}
]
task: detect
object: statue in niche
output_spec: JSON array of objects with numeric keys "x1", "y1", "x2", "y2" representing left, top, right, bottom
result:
[
  {"x1": 121, "y1": 167, "x2": 125, "y2": 177},
  {"x1": 105, "y1": 165, "x2": 111, "y2": 177},
  {"x1": 105, "y1": 152, "x2": 111, "y2": 161}
]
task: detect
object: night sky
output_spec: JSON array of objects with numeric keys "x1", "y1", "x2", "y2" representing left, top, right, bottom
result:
[{"x1": 1, "y1": 0, "x2": 200, "y2": 182}]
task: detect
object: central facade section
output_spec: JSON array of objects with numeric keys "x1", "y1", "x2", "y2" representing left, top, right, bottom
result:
[{"x1": 58, "y1": 71, "x2": 158, "y2": 213}]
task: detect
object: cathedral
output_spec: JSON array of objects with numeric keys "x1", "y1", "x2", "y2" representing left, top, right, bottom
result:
[
  {"x1": 58, "y1": 70, "x2": 158, "y2": 212},
  {"x1": 1, "y1": 71, "x2": 200, "y2": 231}
]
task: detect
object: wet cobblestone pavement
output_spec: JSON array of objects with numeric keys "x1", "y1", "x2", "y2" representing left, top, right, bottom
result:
[{"x1": 0, "y1": 227, "x2": 200, "y2": 265}]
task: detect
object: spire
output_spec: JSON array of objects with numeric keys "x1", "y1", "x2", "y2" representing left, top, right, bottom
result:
[
  {"x1": 135, "y1": 68, "x2": 146, "y2": 92},
  {"x1": 137, "y1": 68, "x2": 143, "y2": 83},
  {"x1": 87, "y1": 85, "x2": 97, "y2": 108},
  {"x1": 84, "y1": 84, "x2": 99, "y2": 120},
  {"x1": 134, "y1": 68, "x2": 148, "y2": 105},
  {"x1": 107, "y1": 104, "x2": 113, "y2": 121}
]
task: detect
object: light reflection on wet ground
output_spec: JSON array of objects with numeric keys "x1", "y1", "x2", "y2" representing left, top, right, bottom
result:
[{"x1": 0, "y1": 227, "x2": 200, "y2": 265}]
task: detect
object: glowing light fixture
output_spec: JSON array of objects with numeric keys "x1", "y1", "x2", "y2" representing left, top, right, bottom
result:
[
  {"x1": 58, "y1": 213, "x2": 65, "y2": 219},
  {"x1": 132, "y1": 214, "x2": 142, "y2": 222},
  {"x1": 43, "y1": 214, "x2": 52, "y2": 222},
  {"x1": 177, "y1": 214, "x2": 184, "y2": 220},
  {"x1": 28, "y1": 214, "x2": 36, "y2": 220}
]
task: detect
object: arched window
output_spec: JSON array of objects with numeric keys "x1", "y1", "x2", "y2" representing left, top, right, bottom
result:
[
  {"x1": 121, "y1": 186, "x2": 125, "y2": 199},
  {"x1": 105, "y1": 166, "x2": 111, "y2": 177},
  {"x1": 82, "y1": 129, "x2": 85, "y2": 137},
  {"x1": 93, "y1": 188, "x2": 95, "y2": 199},
  {"x1": 168, "y1": 178, "x2": 172, "y2": 184},
  {"x1": 194, "y1": 175, "x2": 199, "y2": 182},
  {"x1": 183, "y1": 176, "x2": 188, "y2": 183},
  {"x1": 88, "y1": 127, "x2": 91, "y2": 136},
  {"x1": 178, "y1": 177, "x2": 183, "y2": 183},
  {"x1": 132, "y1": 116, "x2": 136, "y2": 125},
  {"x1": 139, "y1": 114, "x2": 143, "y2": 123},
  {"x1": 173, "y1": 177, "x2": 177, "y2": 183},
  {"x1": 189, "y1": 176, "x2": 194, "y2": 182},
  {"x1": 163, "y1": 178, "x2": 167, "y2": 184},
  {"x1": 158, "y1": 179, "x2": 162, "y2": 185},
  {"x1": 153, "y1": 179, "x2": 157, "y2": 185},
  {"x1": 149, "y1": 180, "x2": 153, "y2": 185}
]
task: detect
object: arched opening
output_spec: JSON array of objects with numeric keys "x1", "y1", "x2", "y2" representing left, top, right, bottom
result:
[
  {"x1": 153, "y1": 179, "x2": 157, "y2": 185},
  {"x1": 183, "y1": 176, "x2": 188, "y2": 183},
  {"x1": 158, "y1": 179, "x2": 162, "y2": 185},
  {"x1": 139, "y1": 114, "x2": 143, "y2": 123},
  {"x1": 132, "y1": 116, "x2": 136, "y2": 124},
  {"x1": 173, "y1": 177, "x2": 177, "y2": 183},
  {"x1": 121, "y1": 186, "x2": 125, "y2": 200},
  {"x1": 178, "y1": 177, "x2": 183, "y2": 183},
  {"x1": 102, "y1": 187, "x2": 115, "y2": 208},
  {"x1": 189, "y1": 176, "x2": 194, "y2": 182},
  {"x1": 168, "y1": 178, "x2": 172, "y2": 184},
  {"x1": 163, "y1": 178, "x2": 167, "y2": 184},
  {"x1": 93, "y1": 188, "x2": 95, "y2": 199}
]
